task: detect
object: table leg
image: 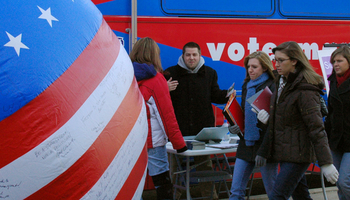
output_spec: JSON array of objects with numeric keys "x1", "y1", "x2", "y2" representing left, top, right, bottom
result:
[{"x1": 186, "y1": 156, "x2": 191, "y2": 200}]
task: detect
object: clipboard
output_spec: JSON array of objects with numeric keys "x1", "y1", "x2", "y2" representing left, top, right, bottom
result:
[{"x1": 246, "y1": 86, "x2": 272, "y2": 113}]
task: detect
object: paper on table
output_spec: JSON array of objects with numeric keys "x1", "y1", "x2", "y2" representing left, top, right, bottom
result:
[{"x1": 206, "y1": 143, "x2": 238, "y2": 149}]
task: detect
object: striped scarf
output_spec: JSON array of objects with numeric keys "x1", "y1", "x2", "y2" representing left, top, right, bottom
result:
[{"x1": 277, "y1": 75, "x2": 286, "y2": 103}]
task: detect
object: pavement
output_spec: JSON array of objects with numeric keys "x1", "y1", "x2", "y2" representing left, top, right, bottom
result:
[
  {"x1": 142, "y1": 186, "x2": 339, "y2": 200},
  {"x1": 241, "y1": 187, "x2": 338, "y2": 200},
  {"x1": 142, "y1": 172, "x2": 339, "y2": 200},
  {"x1": 142, "y1": 186, "x2": 338, "y2": 200}
]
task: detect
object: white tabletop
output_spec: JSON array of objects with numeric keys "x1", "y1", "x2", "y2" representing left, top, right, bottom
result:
[{"x1": 166, "y1": 142, "x2": 237, "y2": 156}]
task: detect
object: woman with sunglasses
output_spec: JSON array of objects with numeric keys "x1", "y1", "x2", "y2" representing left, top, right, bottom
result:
[{"x1": 256, "y1": 41, "x2": 338, "y2": 199}]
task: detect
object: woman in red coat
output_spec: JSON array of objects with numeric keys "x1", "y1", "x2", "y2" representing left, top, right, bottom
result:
[{"x1": 130, "y1": 37, "x2": 187, "y2": 200}]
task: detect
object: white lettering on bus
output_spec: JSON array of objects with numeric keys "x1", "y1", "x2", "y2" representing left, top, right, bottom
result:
[
  {"x1": 206, "y1": 43, "x2": 225, "y2": 61},
  {"x1": 207, "y1": 37, "x2": 321, "y2": 62},
  {"x1": 298, "y1": 42, "x2": 319, "y2": 60},
  {"x1": 262, "y1": 43, "x2": 276, "y2": 59},
  {"x1": 247, "y1": 37, "x2": 259, "y2": 54},
  {"x1": 227, "y1": 43, "x2": 244, "y2": 61}
]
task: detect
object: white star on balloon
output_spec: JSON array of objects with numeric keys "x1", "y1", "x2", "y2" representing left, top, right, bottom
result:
[
  {"x1": 38, "y1": 6, "x2": 59, "y2": 27},
  {"x1": 4, "y1": 32, "x2": 29, "y2": 56}
]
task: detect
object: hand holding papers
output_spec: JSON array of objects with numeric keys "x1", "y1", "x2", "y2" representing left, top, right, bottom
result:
[
  {"x1": 226, "y1": 82, "x2": 236, "y2": 97},
  {"x1": 246, "y1": 86, "x2": 272, "y2": 113}
]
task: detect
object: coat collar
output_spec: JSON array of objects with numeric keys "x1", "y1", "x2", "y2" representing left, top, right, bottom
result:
[
  {"x1": 176, "y1": 64, "x2": 206, "y2": 76},
  {"x1": 133, "y1": 62, "x2": 157, "y2": 81},
  {"x1": 277, "y1": 71, "x2": 323, "y2": 103}
]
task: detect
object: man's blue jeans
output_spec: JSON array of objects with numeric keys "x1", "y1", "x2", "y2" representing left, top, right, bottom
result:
[
  {"x1": 229, "y1": 158, "x2": 278, "y2": 200},
  {"x1": 332, "y1": 151, "x2": 350, "y2": 200},
  {"x1": 270, "y1": 162, "x2": 310, "y2": 200}
]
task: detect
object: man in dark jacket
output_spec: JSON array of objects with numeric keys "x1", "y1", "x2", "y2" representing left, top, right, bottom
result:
[{"x1": 165, "y1": 42, "x2": 228, "y2": 200}]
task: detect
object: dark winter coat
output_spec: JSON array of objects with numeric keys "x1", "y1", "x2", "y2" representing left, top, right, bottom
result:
[
  {"x1": 258, "y1": 71, "x2": 333, "y2": 166},
  {"x1": 325, "y1": 72, "x2": 350, "y2": 152},
  {"x1": 236, "y1": 78, "x2": 275, "y2": 162},
  {"x1": 164, "y1": 64, "x2": 228, "y2": 136}
]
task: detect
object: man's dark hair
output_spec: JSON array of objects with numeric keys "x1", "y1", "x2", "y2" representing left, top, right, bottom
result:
[{"x1": 182, "y1": 42, "x2": 201, "y2": 55}]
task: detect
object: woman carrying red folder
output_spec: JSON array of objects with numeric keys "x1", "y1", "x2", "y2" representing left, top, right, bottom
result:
[{"x1": 228, "y1": 51, "x2": 278, "y2": 199}]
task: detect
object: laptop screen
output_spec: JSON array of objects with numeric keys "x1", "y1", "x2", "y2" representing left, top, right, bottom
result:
[{"x1": 193, "y1": 127, "x2": 228, "y2": 143}]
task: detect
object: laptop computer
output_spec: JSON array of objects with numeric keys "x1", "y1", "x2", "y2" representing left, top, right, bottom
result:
[{"x1": 184, "y1": 127, "x2": 228, "y2": 143}]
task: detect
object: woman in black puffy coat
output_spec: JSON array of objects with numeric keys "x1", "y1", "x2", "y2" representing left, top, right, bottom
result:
[{"x1": 325, "y1": 45, "x2": 350, "y2": 200}]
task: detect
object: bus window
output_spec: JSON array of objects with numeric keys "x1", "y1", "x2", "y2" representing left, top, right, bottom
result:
[
  {"x1": 161, "y1": 0, "x2": 274, "y2": 17},
  {"x1": 279, "y1": 0, "x2": 350, "y2": 19}
]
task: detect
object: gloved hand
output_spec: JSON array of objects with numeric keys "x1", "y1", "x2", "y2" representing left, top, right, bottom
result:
[
  {"x1": 255, "y1": 155, "x2": 267, "y2": 167},
  {"x1": 228, "y1": 125, "x2": 241, "y2": 135},
  {"x1": 321, "y1": 164, "x2": 339, "y2": 184},
  {"x1": 177, "y1": 145, "x2": 188, "y2": 153},
  {"x1": 257, "y1": 109, "x2": 269, "y2": 124}
]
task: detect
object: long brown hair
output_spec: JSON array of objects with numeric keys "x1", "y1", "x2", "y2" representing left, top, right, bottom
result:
[
  {"x1": 129, "y1": 37, "x2": 163, "y2": 72},
  {"x1": 272, "y1": 41, "x2": 323, "y2": 85},
  {"x1": 243, "y1": 51, "x2": 275, "y2": 82}
]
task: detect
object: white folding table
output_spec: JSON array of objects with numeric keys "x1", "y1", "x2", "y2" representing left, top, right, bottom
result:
[{"x1": 166, "y1": 142, "x2": 237, "y2": 200}]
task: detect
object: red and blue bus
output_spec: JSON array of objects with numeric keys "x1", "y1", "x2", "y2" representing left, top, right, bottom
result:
[
  {"x1": 93, "y1": 0, "x2": 350, "y2": 190},
  {"x1": 93, "y1": 0, "x2": 350, "y2": 107}
]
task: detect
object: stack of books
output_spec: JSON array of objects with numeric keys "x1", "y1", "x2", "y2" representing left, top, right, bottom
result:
[{"x1": 185, "y1": 140, "x2": 205, "y2": 150}]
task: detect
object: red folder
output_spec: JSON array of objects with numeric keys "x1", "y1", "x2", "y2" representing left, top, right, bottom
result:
[
  {"x1": 247, "y1": 86, "x2": 272, "y2": 113},
  {"x1": 222, "y1": 93, "x2": 244, "y2": 137}
]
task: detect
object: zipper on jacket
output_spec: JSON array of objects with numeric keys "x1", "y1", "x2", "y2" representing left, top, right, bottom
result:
[{"x1": 300, "y1": 105, "x2": 319, "y2": 115}]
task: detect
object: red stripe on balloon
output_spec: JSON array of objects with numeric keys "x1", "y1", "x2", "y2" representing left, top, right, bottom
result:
[
  {"x1": 115, "y1": 144, "x2": 148, "y2": 200},
  {"x1": 26, "y1": 78, "x2": 144, "y2": 199},
  {"x1": 0, "y1": 20, "x2": 120, "y2": 169}
]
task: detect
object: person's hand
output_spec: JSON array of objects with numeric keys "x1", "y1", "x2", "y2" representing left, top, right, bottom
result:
[
  {"x1": 177, "y1": 145, "x2": 188, "y2": 153},
  {"x1": 167, "y1": 77, "x2": 179, "y2": 91},
  {"x1": 255, "y1": 155, "x2": 267, "y2": 167},
  {"x1": 226, "y1": 89, "x2": 237, "y2": 98},
  {"x1": 321, "y1": 164, "x2": 339, "y2": 184},
  {"x1": 228, "y1": 125, "x2": 241, "y2": 135},
  {"x1": 257, "y1": 109, "x2": 269, "y2": 124}
]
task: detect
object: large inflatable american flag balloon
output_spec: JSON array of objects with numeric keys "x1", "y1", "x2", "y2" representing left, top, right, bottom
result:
[{"x1": 0, "y1": 0, "x2": 148, "y2": 199}]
